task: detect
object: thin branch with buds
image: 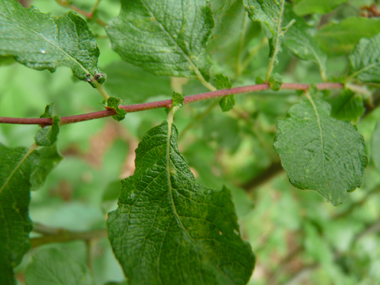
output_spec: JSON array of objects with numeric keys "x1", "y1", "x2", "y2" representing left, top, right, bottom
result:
[{"x1": 0, "y1": 82, "x2": 344, "y2": 126}]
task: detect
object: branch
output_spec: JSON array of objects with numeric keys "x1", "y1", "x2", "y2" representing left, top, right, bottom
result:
[
  {"x1": 30, "y1": 222, "x2": 107, "y2": 249},
  {"x1": 56, "y1": 0, "x2": 107, "y2": 27},
  {"x1": 0, "y1": 82, "x2": 343, "y2": 126}
]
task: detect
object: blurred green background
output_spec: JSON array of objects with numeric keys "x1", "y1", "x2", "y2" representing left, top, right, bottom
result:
[{"x1": 1, "y1": 0, "x2": 380, "y2": 284}]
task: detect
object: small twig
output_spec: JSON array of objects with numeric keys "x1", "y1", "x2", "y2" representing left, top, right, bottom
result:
[
  {"x1": 0, "y1": 82, "x2": 344, "y2": 126},
  {"x1": 55, "y1": 0, "x2": 107, "y2": 27},
  {"x1": 30, "y1": 223, "x2": 107, "y2": 249}
]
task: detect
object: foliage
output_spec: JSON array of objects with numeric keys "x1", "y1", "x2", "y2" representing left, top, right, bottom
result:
[{"x1": 1, "y1": 0, "x2": 380, "y2": 284}]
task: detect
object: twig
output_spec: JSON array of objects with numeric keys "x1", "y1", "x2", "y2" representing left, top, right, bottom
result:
[
  {"x1": 31, "y1": 223, "x2": 107, "y2": 249},
  {"x1": 55, "y1": 0, "x2": 107, "y2": 27},
  {"x1": 0, "y1": 82, "x2": 344, "y2": 126}
]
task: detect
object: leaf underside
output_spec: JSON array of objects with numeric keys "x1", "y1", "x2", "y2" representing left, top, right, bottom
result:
[
  {"x1": 274, "y1": 98, "x2": 367, "y2": 205},
  {"x1": 0, "y1": 0, "x2": 101, "y2": 80},
  {"x1": 106, "y1": 0, "x2": 214, "y2": 81},
  {"x1": 107, "y1": 121, "x2": 255, "y2": 285}
]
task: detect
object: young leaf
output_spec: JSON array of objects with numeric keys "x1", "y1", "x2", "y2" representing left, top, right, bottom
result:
[
  {"x1": 35, "y1": 117, "x2": 60, "y2": 146},
  {"x1": 373, "y1": 120, "x2": 380, "y2": 174},
  {"x1": 172, "y1": 92, "x2": 184, "y2": 109},
  {"x1": 0, "y1": 144, "x2": 39, "y2": 285},
  {"x1": 25, "y1": 248, "x2": 94, "y2": 285},
  {"x1": 30, "y1": 145, "x2": 63, "y2": 190},
  {"x1": 349, "y1": 34, "x2": 380, "y2": 84},
  {"x1": 214, "y1": 74, "x2": 235, "y2": 112},
  {"x1": 243, "y1": 0, "x2": 285, "y2": 79},
  {"x1": 107, "y1": 121, "x2": 255, "y2": 285},
  {"x1": 274, "y1": 97, "x2": 368, "y2": 205},
  {"x1": 107, "y1": 97, "x2": 127, "y2": 122},
  {"x1": 283, "y1": 8, "x2": 327, "y2": 79},
  {"x1": 293, "y1": 0, "x2": 348, "y2": 16},
  {"x1": 316, "y1": 17, "x2": 380, "y2": 55},
  {"x1": 106, "y1": 0, "x2": 214, "y2": 81},
  {"x1": 34, "y1": 104, "x2": 60, "y2": 146},
  {"x1": 326, "y1": 90, "x2": 364, "y2": 122},
  {"x1": 269, "y1": 73, "x2": 283, "y2": 91},
  {"x1": 0, "y1": 1, "x2": 101, "y2": 81}
]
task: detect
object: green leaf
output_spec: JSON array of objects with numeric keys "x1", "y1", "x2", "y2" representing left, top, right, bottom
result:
[
  {"x1": 35, "y1": 117, "x2": 60, "y2": 146},
  {"x1": 25, "y1": 248, "x2": 94, "y2": 285},
  {"x1": 107, "y1": 121, "x2": 255, "y2": 285},
  {"x1": 214, "y1": 73, "x2": 235, "y2": 112},
  {"x1": 172, "y1": 92, "x2": 184, "y2": 109},
  {"x1": 106, "y1": 0, "x2": 214, "y2": 81},
  {"x1": 283, "y1": 8, "x2": 327, "y2": 78},
  {"x1": 372, "y1": 120, "x2": 380, "y2": 174},
  {"x1": 269, "y1": 73, "x2": 283, "y2": 91},
  {"x1": 0, "y1": 144, "x2": 39, "y2": 285},
  {"x1": 30, "y1": 144, "x2": 63, "y2": 191},
  {"x1": 316, "y1": 17, "x2": 380, "y2": 55},
  {"x1": 244, "y1": 0, "x2": 285, "y2": 71},
  {"x1": 39, "y1": 103, "x2": 53, "y2": 118},
  {"x1": 293, "y1": 0, "x2": 349, "y2": 15},
  {"x1": 0, "y1": 1, "x2": 102, "y2": 81},
  {"x1": 274, "y1": 97, "x2": 368, "y2": 205},
  {"x1": 326, "y1": 90, "x2": 364, "y2": 122},
  {"x1": 34, "y1": 104, "x2": 60, "y2": 147},
  {"x1": 349, "y1": 34, "x2": 380, "y2": 84},
  {"x1": 107, "y1": 97, "x2": 127, "y2": 122}
]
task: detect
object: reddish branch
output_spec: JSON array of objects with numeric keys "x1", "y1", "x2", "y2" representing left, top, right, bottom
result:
[{"x1": 0, "y1": 82, "x2": 343, "y2": 126}]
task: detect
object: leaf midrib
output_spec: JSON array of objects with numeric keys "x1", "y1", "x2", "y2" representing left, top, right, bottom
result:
[{"x1": 0, "y1": 147, "x2": 34, "y2": 195}]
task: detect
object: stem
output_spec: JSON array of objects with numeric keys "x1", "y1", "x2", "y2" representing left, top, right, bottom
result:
[
  {"x1": 31, "y1": 223, "x2": 107, "y2": 249},
  {"x1": 94, "y1": 81, "x2": 110, "y2": 101},
  {"x1": 265, "y1": 0, "x2": 285, "y2": 81},
  {"x1": 240, "y1": 37, "x2": 268, "y2": 76},
  {"x1": 55, "y1": 0, "x2": 107, "y2": 27},
  {"x1": 345, "y1": 83, "x2": 372, "y2": 96},
  {"x1": 0, "y1": 82, "x2": 344, "y2": 126},
  {"x1": 178, "y1": 99, "x2": 219, "y2": 141},
  {"x1": 235, "y1": 13, "x2": 248, "y2": 78}
]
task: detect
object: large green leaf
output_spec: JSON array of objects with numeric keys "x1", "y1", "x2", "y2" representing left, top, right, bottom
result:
[
  {"x1": 106, "y1": 0, "x2": 214, "y2": 81},
  {"x1": 316, "y1": 17, "x2": 380, "y2": 55},
  {"x1": 373, "y1": 120, "x2": 380, "y2": 174},
  {"x1": 293, "y1": 0, "x2": 348, "y2": 15},
  {"x1": 25, "y1": 248, "x2": 94, "y2": 285},
  {"x1": 283, "y1": 8, "x2": 327, "y2": 79},
  {"x1": 243, "y1": 0, "x2": 285, "y2": 73},
  {"x1": 274, "y1": 97, "x2": 368, "y2": 205},
  {"x1": 107, "y1": 121, "x2": 255, "y2": 285},
  {"x1": 349, "y1": 34, "x2": 380, "y2": 84},
  {"x1": 0, "y1": 0, "x2": 101, "y2": 81},
  {"x1": 0, "y1": 144, "x2": 39, "y2": 284}
]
